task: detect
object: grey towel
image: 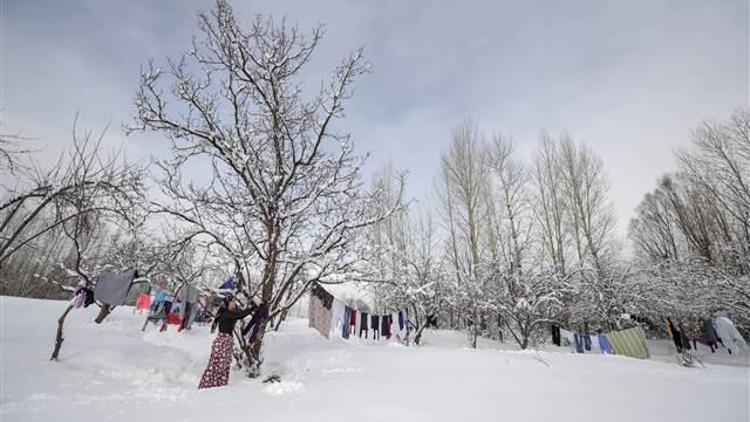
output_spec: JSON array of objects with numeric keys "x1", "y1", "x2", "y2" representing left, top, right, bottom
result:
[{"x1": 94, "y1": 269, "x2": 138, "y2": 305}]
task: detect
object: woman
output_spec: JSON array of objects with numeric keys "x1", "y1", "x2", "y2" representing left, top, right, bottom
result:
[{"x1": 198, "y1": 295, "x2": 256, "y2": 389}]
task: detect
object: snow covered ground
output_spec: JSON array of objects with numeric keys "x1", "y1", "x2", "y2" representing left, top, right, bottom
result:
[{"x1": 1, "y1": 296, "x2": 748, "y2": 422}]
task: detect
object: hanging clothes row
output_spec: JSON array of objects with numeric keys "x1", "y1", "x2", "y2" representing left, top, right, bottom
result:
[
  {"x1": 551, "y1": 324, "x2": 645, "y2": 359},
  {"x1": 308, "y1": 282, "x2": 410, "y2": 344}
]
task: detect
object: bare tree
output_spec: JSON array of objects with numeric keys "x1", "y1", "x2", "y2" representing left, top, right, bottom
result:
[{"x1": 128, "y1": 1, "x2": 401, "y2": 377}]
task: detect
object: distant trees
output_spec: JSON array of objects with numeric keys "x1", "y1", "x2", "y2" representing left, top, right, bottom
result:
[{"x1": 630, "y1": 109, "x2": 750, "y2": 329}]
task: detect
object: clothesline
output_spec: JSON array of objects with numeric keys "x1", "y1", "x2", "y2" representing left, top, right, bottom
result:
[
  {"x1": 308, "y1": 282, "x2": 411, "y2": 344},
  {"x1": 551, "y1": 324, "x2": 650, "y2": 359}
]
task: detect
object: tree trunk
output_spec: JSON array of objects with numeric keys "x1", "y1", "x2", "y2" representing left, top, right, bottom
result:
[
  {"x1": 50, "y1": 304, "x2": 74, "y2": 361},
  {"x1": 94, "y1": 304, "x2": 111, "y2": 324}
]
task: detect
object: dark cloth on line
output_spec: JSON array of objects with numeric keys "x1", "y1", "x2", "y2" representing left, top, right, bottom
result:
[
  {"x1": 583, "y1": 333, "x2": 592, "y2": 351},
  {"x1": 94, "y1": 269, "x2": 138, "y2": 305},
  {"x1": 381, "y1": 315, "x2": 390, "y2": 339},
  {"x1": 242, "y1": 303, "x2": 269, "y2": 344},
  {"x1": 360, "y1": 312, "x2": 369, "y2": 338},
  {"x1": 342, "y1": 306, "x2": 352, "y2": 339},
  {"x1": 83, "y1": 288, "x2": 95, "y2": 307},
  {"x1": 551, "y1": 325, "x2": 561, "y2": 346},
  {"x1": 371, "y1": 315, "x2": 380, "y2": 339},
  {"x1": 398, "y1": 311, "x2": 404, "y2": 330},
  {"x1": 702, "y1": 319, "x2": 718, "y2": 344}
]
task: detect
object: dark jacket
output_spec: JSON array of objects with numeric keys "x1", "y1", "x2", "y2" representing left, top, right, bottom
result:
[{"x1": 217, "y1": 306, "x2": 256, "y2": 334}]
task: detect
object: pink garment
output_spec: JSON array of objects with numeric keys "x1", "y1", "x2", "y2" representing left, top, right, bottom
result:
[{"x1": 70, "y1": 280, "x2": 86, "y2": 309}]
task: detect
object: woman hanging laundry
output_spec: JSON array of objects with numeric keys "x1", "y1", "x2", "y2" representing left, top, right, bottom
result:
[{"x1": 198, "y1": 295, "x2": 257, "y2": 389}]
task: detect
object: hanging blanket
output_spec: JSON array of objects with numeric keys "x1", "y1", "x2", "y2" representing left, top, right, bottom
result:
[
  {"x1": 608, "y1": 326, "x2": 650, "y2": 359},
  {"x1": 94, "y1": 269, "x2": 138, "y2": 306}
]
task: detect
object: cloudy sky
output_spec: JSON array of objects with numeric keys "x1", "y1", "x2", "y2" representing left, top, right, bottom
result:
[{"x1": 1, "y1": 0, "x2": 747, "y2": 238}]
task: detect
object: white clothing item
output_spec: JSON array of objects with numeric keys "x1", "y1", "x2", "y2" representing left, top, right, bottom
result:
[
  {"x1": 714, "y1": 316, "x2": 748, "y2": 353},
  {"x1": 330, "y1": 299, "x2": 345, "y2": 336},
  {"x1": 354, "y1": 310, "x2": 362, "y2": 337},
  {"x1": 559, "y1": 328, "x2": 576, "y2": 352},
  {"x1": 589, "y1": 335, "x2": 601, "y2": 351}
]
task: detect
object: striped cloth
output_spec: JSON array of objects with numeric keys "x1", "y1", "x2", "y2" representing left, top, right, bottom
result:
[{"x1": 608, "y1": 326, "x2": 650, "y2": 359}]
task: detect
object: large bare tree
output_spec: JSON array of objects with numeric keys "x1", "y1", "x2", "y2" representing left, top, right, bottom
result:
[{"x1": 129, "y1": 1, "x2": 401, "y2": 377}]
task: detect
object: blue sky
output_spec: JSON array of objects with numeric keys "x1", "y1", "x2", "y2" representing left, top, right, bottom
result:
[{"x1": 1, "y1": 0, "x2": 747, "y2": 238}]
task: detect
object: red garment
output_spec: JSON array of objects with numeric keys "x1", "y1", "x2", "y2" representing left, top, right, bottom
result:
[
  {"x1": 350, "y1": 309, "x2": 357, "y2": 326},
  {"x1": 135, "y1": 292, "x2": 151, "y2": 312},
  {"x1": 166, "y1": 312, "x2": 182, "y2": 326},
  {"x1": 198, "y1": 333, "x2": 233, "y2": 389}
]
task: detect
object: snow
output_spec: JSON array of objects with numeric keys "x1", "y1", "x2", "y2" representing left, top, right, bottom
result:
[{"x1": 1, "y1": 296, "x2": 748, "y2": 422}]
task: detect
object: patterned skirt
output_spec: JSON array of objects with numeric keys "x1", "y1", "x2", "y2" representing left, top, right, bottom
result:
[{"x1": 198, "y1": 332, "x2": 233, "y2": 389}]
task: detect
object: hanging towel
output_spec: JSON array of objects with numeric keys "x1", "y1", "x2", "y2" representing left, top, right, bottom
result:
[
  {"x1": 308, "y1": 291, "x2": 332, "y2": 338},
  {"x1": 94, "y1": 269, "x2": 138, "y2": 306},
  {"x1": 398, "y1": 311, "x2": 404, "y2": 331},
  {"x1": 607, "y1": 327, "x2": 649, "y2": 359}
]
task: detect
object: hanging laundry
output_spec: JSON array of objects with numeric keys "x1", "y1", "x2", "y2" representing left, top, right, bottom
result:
[
  {"x1": 70, "y1": 279, "x2": 86, "y2": 309},
  {"x1": 242, "y1": 303, "x2": 269, "y2": 345},
  {"x1": 551, "y1": 325, "x2": 561, "y2": 346},
  {"x1": 607, "y1": 326, "x2": 650, "y2": 359},
  {"x1": 342, "y1": 306, "x2": 352, "y2": 339},
  {"x1": 350, "y1": 308, "x2": 357, "y2": 335},
  {"x1": 359, "y1": 312, "x2": 369, "y2": 338},
  {"x1": 583, "y1": 332, "x2": 592, "y2": 351},
  {"x1": 135, "y1": 291, "x2": 151, "y2": 313},
  {"x1": 371, "y1": 315, "x2": 380, "y2": 340},
  {"x1": 573, "y1": 333, "x2": 585, "y2": 353},
  {"x1": 713, "y1": 316, "x2": 748, "y2": 354},
  {"x1": 559, "y1": 328, "x2": 576, "y2": 352},
  {"x1": 308, "y1": 288, "x2": 332, "y2": 338},
  {"x1": 83, "y1": 287, "x2": 95, "y2": 307},
  {"x1": 597, "y1": 333, "x2": 613, "y2": 354},
  {"x1": 330, "y1": 299, "x2": 346, "y2": 336},
  {"x1": 398, "y1": 310, "x2": 405, "y2": 331},
  {"x1": 94, "y1": 269, "x2": 138, "y2": 306},
  {"x1": 381, "y1": 314, "x2": 391, "y2": 339},
  {"x1": 219, "y1": 278, "x2": 236, "y2": 291}
]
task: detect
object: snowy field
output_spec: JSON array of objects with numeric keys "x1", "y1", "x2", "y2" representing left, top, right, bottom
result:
[{"x1": 1, "y1": 296, "x2": 748, "y2": 422}]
